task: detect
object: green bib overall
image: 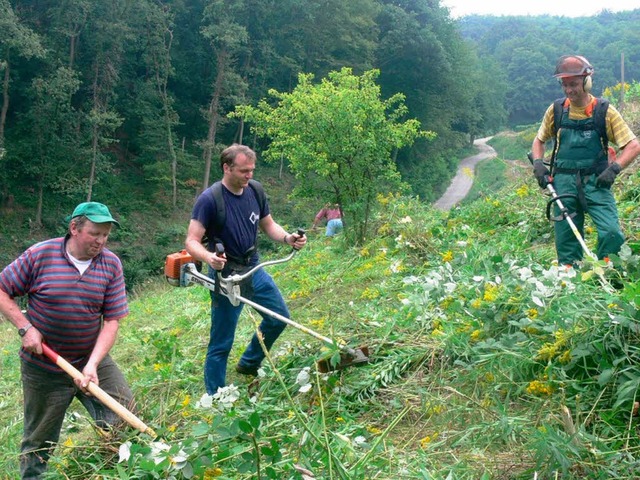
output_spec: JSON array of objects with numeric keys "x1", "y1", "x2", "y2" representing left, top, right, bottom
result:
[{"x1": 552, "y1": 115, "x2": 624, "y2": 264}]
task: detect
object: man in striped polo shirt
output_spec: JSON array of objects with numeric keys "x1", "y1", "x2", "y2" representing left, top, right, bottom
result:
[{"x1": 0, "y1": 202, "x2": 134, "y2": 479}]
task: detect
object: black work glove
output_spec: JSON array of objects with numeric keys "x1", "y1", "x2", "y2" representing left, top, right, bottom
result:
[
  {"x1": 595, "y1": 162, "x2": 621, "y2": 188},
  {"x1": 533, "y1": 159, "x2": 551, "y2": 189}
]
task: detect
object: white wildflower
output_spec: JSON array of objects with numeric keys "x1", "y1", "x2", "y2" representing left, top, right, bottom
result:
[
  {"x1": 296, "y1": 369, "x2": 312, "y2": 385},
  {"x1": 403, "y1": 275, "x2": 420, "y2": 285},
  {"x1": 195, "y1": 393, "x2": 213, "y2": 409},
  {"x1": 299, "y1": 383, "x2": 313, "y2": 393},
  {"x1": 213, "y1": 384, "x2": 240, "y2": 410},
  {"x1": 172, "y1": 449, "x2": 189, "y2": 469},
  {"x1": 472, "y1": 276, "x2": 484, "y2": 282},
  {"x1": 390, "y1": 260, "x2": 403, "y2": 273},
  {"x1": 517, "y1": 267, "x2": 534, "y2": 281},
  {"x1": 150, "y1": 441, "x2": 171, "y2": 465},
  {"x1": 399, "y1": 216, "x2": 412, "y2": 224},
  {"x1": 353, "y1": 435, "x2": 367, "y2": 447},
  {"x1": 118, "y1": 441, "x2": 131, "y2": 463},
  {"x1": 531, "y1": 293, "x2": 545, "y2": 307}
]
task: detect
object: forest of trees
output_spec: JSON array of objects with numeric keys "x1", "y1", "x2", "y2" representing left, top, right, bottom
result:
[
  {"x1": 1, "y1": 1, "x2": 640, "y2": 234},
  {"x1": 458, "y1": 9, "x2": 640, "y2": 125}
]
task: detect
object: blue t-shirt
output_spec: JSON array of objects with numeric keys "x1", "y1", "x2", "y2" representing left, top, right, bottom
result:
[{"x1": 191, "y1": 183, "x2": 270, "y2": 264}]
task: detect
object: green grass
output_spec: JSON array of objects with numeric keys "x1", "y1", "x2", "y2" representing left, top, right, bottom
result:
[{"x1": 1, "y1": 136, "x2": 640, "y2": 479}]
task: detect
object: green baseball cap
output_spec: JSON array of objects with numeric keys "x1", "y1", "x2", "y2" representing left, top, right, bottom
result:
[{"x1": 70, "y1": 202, "x2": 120, "y2": 226}]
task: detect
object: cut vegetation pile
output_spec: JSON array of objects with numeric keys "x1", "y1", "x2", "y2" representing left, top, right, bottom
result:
[{"x1": 1, "y1": 154, "x2": 640, "y2": 479}]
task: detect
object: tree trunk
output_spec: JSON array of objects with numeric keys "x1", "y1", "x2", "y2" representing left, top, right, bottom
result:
[
  {"x1": 202, "y1": 49, "x2": 227, "y2": 190},
  {"x1": 238, "y1": 117, "x2": 244, "y2": 145},
  {"x1": 0, "y1": 57, "x2": 10, "y2": 147},
  {"x1": 87, "y1": 62, "x2": 100, "y2": 202},
  {"x1": 87, "y1": 122, "x2": 98, "y2": 202},
  {"x1": 35, "y1": 178, "x2": 44, "y2": 229},
  {"x1": 69, "y1": 35, "x2": 77, "y2": 69}
]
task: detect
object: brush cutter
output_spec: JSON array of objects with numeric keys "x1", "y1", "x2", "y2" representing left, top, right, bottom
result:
[
  {"x1": 527, "y1": 152, "x2": 598, "y2": 262},
  {"x1": 164, "y1": 231, "x2": 369, "y2": 372},
  {"x1": 41, "y1": 342, "x2": 157, "y2": 438}
]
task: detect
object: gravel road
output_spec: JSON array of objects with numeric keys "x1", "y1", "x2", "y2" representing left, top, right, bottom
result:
[{"x1": 433, "y1": 137, "x2": 497, "y2": 211}]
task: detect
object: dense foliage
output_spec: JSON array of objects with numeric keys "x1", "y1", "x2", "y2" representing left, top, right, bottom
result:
[
  {"x1": 457, "y1": 9, "x2": 640, "y2": 125},
  {"x1": 2, "y1": 129, "x2": 640, "y2": 478},
  {"x1": 0, "y1": 0, "x2": 505, "y2": 233}
]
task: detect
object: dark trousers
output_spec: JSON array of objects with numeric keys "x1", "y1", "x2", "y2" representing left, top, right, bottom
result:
[{"x1": 20, "y1": 355, "x2": 133, "y2": 479}]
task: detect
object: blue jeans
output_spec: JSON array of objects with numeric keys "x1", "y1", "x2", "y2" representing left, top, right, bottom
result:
[
  {"x1": 205, "y1": 267, "x2": 289, "y2": 394},
  {"x1": 20, "y1": 356, "x2": 133, "y2": 479},
  {"x1": 326, "y1": 218, "x2": 343, "y2": 237}
]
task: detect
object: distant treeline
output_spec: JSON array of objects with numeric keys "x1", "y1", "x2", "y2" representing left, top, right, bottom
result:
[
  {"x1": 458, "y1": 9, "x2": 640, "y2": 124},
  {"x1": 1, "y1": 1, "x2": 638, "y2": 228}
]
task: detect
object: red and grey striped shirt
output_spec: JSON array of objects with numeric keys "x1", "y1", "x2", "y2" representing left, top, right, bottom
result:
[{"x1": 0, "y1": 236, "x2": 128, "y2": 373}]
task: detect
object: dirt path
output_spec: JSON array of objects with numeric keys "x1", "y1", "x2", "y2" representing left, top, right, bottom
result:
[{"x1": 433, "y1": 137, "x2": 497, "y2": 211}]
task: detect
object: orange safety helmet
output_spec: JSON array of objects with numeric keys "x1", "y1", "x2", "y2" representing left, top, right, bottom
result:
[
  {"x1": 554, "y1": 55, "x2": 594, "y2": 78},
  {"x1": 554, "y1": 55, "x2": 594, "y2": 92}
]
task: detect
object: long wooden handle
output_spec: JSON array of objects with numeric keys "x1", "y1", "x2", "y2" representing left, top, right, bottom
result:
[{"x1": 41, "y1": 343, "x2": 156, "y2": 438}]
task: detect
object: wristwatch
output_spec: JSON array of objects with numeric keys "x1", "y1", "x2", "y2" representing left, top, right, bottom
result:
[{"x1": 18, "y1": 323, "x2": 33, "y2": 337}]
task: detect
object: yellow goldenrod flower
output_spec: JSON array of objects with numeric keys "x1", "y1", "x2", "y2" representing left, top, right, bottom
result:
[
  {"x1": 526, "y1": 380, "x2": 553, "y2": 396},
  {"x1": 536, "y1": 343, "x2": 558, "y2": 361},
  {"x1": 204, "y1": 467, "x2": 224, "y2": 479},
  {"x1": 483, "y1": 284, "x2": 499, "y2": 302},
  {"x1": 559, "y1": 350, "x2": 572, "y2": 364},
  {"x1": 516, "y1": 185, "x2": 529, "y2": 197},
  {"x1": 419, "y1": 432, "x2": 438, "y2": 448},
  {"x1": 441, "y1": 250, "x2": 454, "y2": 263},
  {"x1": 182, "y1": 395, "x2": 191, "y2": 408}
]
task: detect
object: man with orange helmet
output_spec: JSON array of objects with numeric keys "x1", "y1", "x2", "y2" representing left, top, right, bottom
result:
[{"x1": 531, "y1": 55, "x2": 640, "y2": 266}]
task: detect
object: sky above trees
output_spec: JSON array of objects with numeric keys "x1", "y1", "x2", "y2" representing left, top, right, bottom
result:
[{"x1": 443, "y1": 0, "x2": 640, "y2": 18}]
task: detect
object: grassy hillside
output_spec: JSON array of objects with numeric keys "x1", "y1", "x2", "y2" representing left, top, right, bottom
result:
[{"x1": 1, "y1": 146, "x2": 640, "y2": 478}]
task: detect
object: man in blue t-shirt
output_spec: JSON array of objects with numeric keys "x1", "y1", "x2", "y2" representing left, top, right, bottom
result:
[{"x1": 185, "y1": 144, "x2": 306, "y2": 394}]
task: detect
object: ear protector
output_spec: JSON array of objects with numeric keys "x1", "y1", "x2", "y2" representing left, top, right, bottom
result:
[{"x1": 583, "y1": 74, "x2": 593, "y2": 93}]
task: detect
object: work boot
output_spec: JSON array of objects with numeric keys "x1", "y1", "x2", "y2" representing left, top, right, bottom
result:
[{"x1": 235, "y1": 363, "x2": 259, "y2": 377}]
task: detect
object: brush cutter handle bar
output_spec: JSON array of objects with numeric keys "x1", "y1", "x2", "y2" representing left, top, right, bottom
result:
[
  {"x1": 234, "y1": 292, "x2": 359, "y2": 356},
  {"x1": 228, "y1": 249, "x2": 299, "y2": 283},
  {"x1": 217, "y1": 228, "x2": 306, "y2": 283},
  {"x1": 41, "y1": 343, "x2": 157, "y2": 438}
]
